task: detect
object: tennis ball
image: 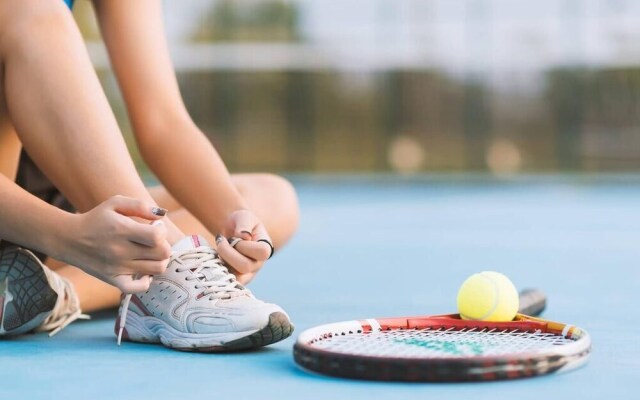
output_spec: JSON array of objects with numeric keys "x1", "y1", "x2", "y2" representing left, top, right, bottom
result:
[{"x1": 457, "y1": 271, "x2": 519, "y2": 322}]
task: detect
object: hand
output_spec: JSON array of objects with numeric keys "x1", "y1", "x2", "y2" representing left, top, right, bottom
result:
[
  {"x1": 58, "y1": 195, "x2": 171, "y2": 293},
  {"x1": 215, "y1": 209, "x2": 274, "y2": 283}
]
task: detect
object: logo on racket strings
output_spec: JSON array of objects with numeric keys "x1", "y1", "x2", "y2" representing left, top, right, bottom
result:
[{"x1": 393, "y1": 338, "x2": 494, "y2": 356}]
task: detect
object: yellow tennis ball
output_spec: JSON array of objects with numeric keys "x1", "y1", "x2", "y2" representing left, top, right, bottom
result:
[{"x1": 457, "y1": 271, "x2": 519, "y2": 322}]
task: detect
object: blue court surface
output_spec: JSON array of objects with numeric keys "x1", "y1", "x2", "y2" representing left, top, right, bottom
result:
[{"x1": 0, "y1": 175, "x2": 637, "y2": 399}]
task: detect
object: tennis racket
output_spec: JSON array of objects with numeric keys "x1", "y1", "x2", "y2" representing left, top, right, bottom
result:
[{"x1": 293, "y1": 289, "x2": 591, "y2": 382}]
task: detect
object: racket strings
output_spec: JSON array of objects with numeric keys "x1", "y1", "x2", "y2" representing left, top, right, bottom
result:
[{"x1": 309, "y1": 327, "x2": 576, "y2": 358}]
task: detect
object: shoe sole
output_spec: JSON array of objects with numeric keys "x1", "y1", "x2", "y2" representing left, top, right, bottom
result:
[
  {"x1": 0, "y1": 246, "x2": 58, "y2": 336},
  {"x1": 194, "y1": 312, "x2": 295, "y2": 352},
  {"x1": 117, "y1": 311, "x2": 294, "y2": 352}
]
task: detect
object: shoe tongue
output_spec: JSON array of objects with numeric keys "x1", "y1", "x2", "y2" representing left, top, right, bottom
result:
[{"x1": 172, "y1": 235, "x2": 210, "y2": 252}]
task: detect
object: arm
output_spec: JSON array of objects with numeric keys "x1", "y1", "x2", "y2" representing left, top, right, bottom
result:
[
  {"x1": 92, "y1": 0, "x2": 247, "y2": 234},
  {"x1": 0, "y1": 173, "x2": 71, "y2": 257},
  {"x1": 0, "y1": 174, "x2": 170, "y2": 293},
  {"x1": 93, "y1": 0, "x2": 272, "y2": 271}
]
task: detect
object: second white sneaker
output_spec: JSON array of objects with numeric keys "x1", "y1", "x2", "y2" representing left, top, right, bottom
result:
[{"x1": 115, "y1": 235, "x2": 293, "y2": 351}]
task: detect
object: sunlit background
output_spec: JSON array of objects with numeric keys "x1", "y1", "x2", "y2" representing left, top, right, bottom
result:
[{"x1": 73, "y1": 0, "x2": 640, "y2": 177}]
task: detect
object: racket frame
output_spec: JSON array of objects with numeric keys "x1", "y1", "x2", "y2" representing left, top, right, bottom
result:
[{"x1": 294, "y1": 313, "x2": 591, "y2": 382}]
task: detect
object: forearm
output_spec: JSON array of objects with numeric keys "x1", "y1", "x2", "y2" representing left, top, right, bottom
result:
[
  {"x1": 137, "y1": 117, "x2": 247, "y2": 234},
  {"x1": 0, "y1": 174, "x2": 72, "y2": 258},
  {"x1": 94, "y1": 0, "x2": 247, "y2": 234},
  {"x1": 1, "y1": 172, "x2": 177, "y2": 293}
]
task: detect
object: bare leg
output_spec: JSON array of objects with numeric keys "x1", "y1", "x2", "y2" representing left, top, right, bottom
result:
[
  {"x1": 50, "y1": 173, "x2": 300, "y2": 312},
  {"x1": 0, "y1": 65, "x2": 21, "y2": 181},
  {"x1": 0, "y1": 2, "x2": 184, "y2": 307},
  {"x1": 5, "y1": 63, "x2": 115, "y2": 308},
  {"x1": 0, "y1": 0, "x2": 182, "y2": 242},
  {"x1": 47, "y1": 260, "x2": 121, "y2": 312}
]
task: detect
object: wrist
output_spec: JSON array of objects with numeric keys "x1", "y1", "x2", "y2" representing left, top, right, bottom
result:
[
  {"x1": 43, "y1": 210, "x2": 79, "y2": 263},
  {"x1": 204, "y1": 203, "x2": 248, "y2": 236}
]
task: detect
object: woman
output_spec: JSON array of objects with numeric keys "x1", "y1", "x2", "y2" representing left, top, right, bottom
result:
[{"x1": 0, "y1": 0, "x2": 299, "y2": 351}]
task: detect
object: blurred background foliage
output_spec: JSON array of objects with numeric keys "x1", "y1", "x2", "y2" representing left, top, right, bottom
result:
[
  {"x1": 73, "y1": 0, "x2": 640, "y2": 177},
  {"x1": 192, "y1": 0, "x2": 300, "y2": 42}
]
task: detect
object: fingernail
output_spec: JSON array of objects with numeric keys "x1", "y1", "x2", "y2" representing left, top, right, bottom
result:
[
  {"x1": 150, "y1": 220, "x2": 164, "y2": 227},
  {"x1": 152, "y1": 207, "x2": 168, "y2": 217},
  {"x1": 241, "y1": 230, "x2": 252, "y2": 236},
  {"x1": 215, "y1": 234, "x2": 224, "y2": 244}
]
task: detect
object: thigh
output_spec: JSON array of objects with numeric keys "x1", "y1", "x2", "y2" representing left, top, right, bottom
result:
[{"x1": 0, "y1": 68, "x2": 21, "y2": 181}]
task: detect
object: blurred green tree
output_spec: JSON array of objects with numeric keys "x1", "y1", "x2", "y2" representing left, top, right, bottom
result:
[{"x1": 193, "y1": 0, "x2": 300, "y2": 42}]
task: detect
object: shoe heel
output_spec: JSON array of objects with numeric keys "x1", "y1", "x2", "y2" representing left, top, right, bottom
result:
[{"x1": 0, "y1": 247, "x2": 58, "y2": 336}]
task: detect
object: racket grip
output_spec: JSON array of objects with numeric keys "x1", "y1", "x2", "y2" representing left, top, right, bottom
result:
[{"x1": 518, "y1": 288, "x2": 547, "y2": 316}]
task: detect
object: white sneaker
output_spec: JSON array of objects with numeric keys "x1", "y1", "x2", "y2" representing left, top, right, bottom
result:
[
  {"x1": 115, "y1": 235, "x2": 293, "y2": 351},
  {"x1": 0, "y1": 243, "x2": 88, "y2": 336}
]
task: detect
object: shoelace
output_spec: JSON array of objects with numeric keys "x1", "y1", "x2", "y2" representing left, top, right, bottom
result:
[
  {"x1": 36, "y1": 269, "x2": 90, "y2": 336},
  {"x1": 175, "y1": 247, "x2": 246, "y2": 300},
  {"x1": 117, "y1": 246, "x2": 246, "y2": 345}
]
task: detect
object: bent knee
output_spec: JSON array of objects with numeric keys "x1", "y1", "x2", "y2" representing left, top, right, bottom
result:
[
  {"x1": 261, "y1": 174, "x2": 300, "y2": 245},
  {"x1": 257, "y1": 174, "x2": 299, "y2": 214},
  {"x1": 261, "y1": 174, "x2": 298, "y2": 201},
  {"x1": 234, "y1": 173, "x2": 300, "y2": 240},
  {"x1": 0, "y1": 0, "x2": 76, "y2": 53}
]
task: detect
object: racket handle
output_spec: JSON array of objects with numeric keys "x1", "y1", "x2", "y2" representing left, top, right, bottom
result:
[{"x1": 518, "y1": 288, "x2": 547, "y2": 316}]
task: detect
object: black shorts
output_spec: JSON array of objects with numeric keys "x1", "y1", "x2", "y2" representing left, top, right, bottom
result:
[{"x1": 14, "y1": 150, "x2": 74, "y2": 261}]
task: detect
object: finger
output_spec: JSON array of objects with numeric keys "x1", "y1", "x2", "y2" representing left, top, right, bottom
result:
[
  {"x1": 252, "y1": 224, "x2": 274, "y2": 259},
  {"x1": 112, "y1": 274, "x2": 153, "y2": 294},
  {"x1": 122, "y1": 218, "x2": 170, "y2": 250},
  {"x1": 123, "y1": 242, "x2": 171, "y2": 262},
  {"x1": 225, "y1": 266, "x2": 254, "y2": 284},
  {"x1": 228, "y1": 237, "x2": 243, "y2": 248},
  {"x1": 232, "y1": 212, "x2": 256, "y2": 240},
  {"x1": 234, "y1": 240, "x2": 271, "y2": 261},
  {"x1": 252, "y1": 223, "x2": 272, "y2": 244},
  {"x1": 108, "y1": 195, "x2": 167, "y2": 221},
  {"x1": 124, "y1": 259, "x2": 169, "y2": 276},
  {"x1": 216, "y1": 236, "x2": 263, "y2": 274},
  {"x1": 236, "y1": 272, "x2": 256, "y2": 285}
]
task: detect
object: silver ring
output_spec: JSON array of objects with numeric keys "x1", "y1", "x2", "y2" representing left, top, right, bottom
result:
[{"x1": 228, "y1": 237, "x2": 243, "y2": 248}]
